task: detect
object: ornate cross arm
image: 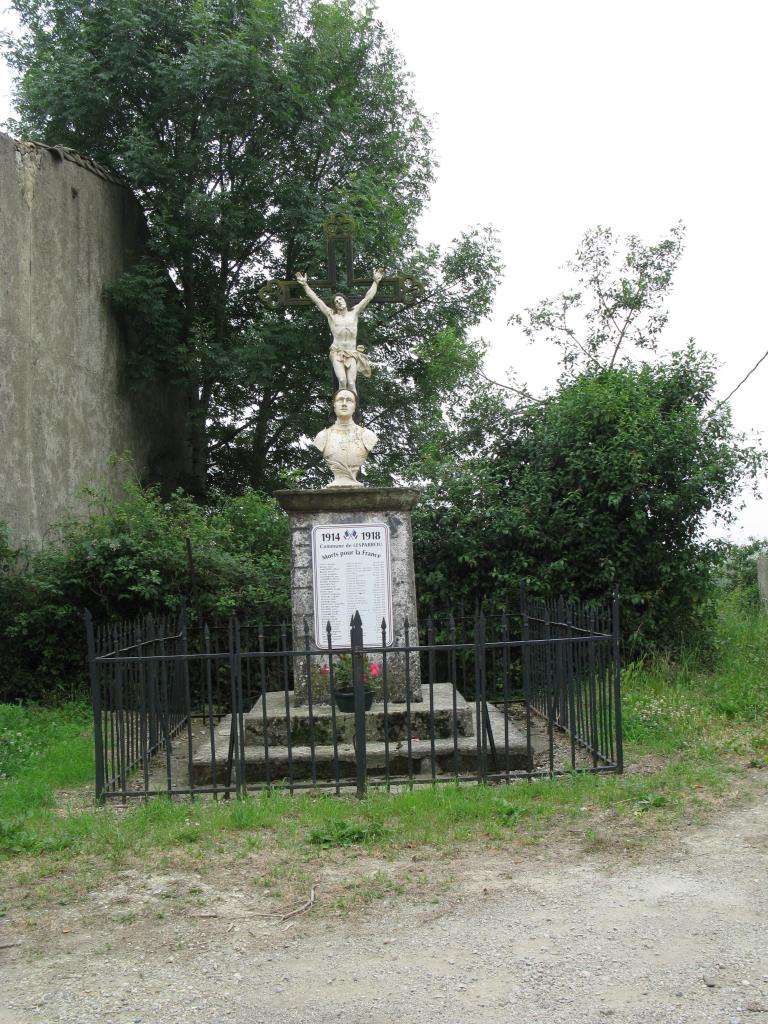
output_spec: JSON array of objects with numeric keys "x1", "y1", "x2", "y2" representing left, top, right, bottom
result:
[
  {"x1": 256, "y1": 212, "x2": 424, "y2": 311},
  {"x1": 257, "y1": 273, "x2": 423, "y2": 310}
]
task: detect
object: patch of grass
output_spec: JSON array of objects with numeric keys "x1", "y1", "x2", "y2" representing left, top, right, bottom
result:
[
  {"x1": 0, "y1": 702, "x2": 94, "y2": 856},
  {"x1": 622, "y1": 595, "x2": 768, "y2": 752},
  {"x1": 332, "y1": 871, "x2": 406, "y2": 913},
  {"x1": 309, "y1": 819, "x2": 388, "y2": 848},
  {"x1": 578, "y1": 597, "x2": 768, "y2": 832},
  {"x1": 0, "y1": 702, "x2": 92, "y2": 784},
  {"x1": 110, "y1": 911, "x2": 137, "y2": 924}
]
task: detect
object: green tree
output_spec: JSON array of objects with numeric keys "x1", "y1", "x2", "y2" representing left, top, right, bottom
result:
[
  {"x1": 4, "y1": 0, "x2": 500, "y2": 493},
  {"x1": 511, "y1": 223, "x2": 685, "y2": 377},
  {"x1": 415, "y1": 348, "x2": 764, "y2": 651},
  {"x1": 412, "y1": 223, "x2": 766, "y2": 651}
]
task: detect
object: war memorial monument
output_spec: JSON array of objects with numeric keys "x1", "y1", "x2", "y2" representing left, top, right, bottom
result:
[{"x1": 193, "y1": 214, "x2": 528, "y2": 785}]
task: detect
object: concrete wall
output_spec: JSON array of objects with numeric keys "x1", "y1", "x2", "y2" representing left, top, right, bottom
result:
[{"x1": 0, "y1": 133, "x2": 190, "y2": 546}]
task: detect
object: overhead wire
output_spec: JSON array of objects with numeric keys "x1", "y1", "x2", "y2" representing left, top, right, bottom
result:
[{"x1": 709, "y1": 346, "x2": 768, "y2": 418}]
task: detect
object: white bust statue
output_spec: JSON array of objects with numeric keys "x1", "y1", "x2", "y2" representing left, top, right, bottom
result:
[{"x1": 313, "y1": 390, "x2": 378, "y2": 488}]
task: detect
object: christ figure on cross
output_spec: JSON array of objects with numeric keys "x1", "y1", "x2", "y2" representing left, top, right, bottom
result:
[{"x1": 296, "y1": 268, "x2": 384, "y2": 393}]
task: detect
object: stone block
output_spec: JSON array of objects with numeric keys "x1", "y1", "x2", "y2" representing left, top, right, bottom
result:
[
  {"x1": 275, "y1": 487, "x2": 423, "y2": 703},
  {"x1": 243, "y1": 684, "x2": 475, "y2": 745}
]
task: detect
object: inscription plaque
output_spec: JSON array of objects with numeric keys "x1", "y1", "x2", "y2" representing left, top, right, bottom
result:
[{"x1": 312, "y1": 522, "x2": 393, "y2": 648}]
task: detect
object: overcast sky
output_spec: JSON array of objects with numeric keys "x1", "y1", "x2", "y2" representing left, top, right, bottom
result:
[{"x1": 1, "y1": 1, "x2": 765, "y2": 539}]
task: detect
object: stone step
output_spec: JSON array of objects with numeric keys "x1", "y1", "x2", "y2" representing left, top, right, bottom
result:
[
  {"x1": 191, "y1": 696, "x2": 530, "y2": 785},
  {"x1": 244, "y1": 683, "x2": 475, "y2": 745}
]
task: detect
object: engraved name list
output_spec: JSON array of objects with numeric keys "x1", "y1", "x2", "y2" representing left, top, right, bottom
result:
[{"x1": 311, "y1": 522, "x2": 393, "y2": 647}]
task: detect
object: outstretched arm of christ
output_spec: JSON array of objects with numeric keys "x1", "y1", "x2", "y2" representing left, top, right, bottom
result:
[
  {"x1": 296, "y1": 272, "x2": 332, "y2": 318},
  {"x1": 352, "y1": 268, "x2": 384, "y2": 316}
]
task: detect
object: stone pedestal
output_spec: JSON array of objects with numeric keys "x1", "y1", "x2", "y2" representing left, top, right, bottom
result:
[
  {"x1": 190, "y1": 683, "x2": 532, "y2": 785},
  {"x1": 274, "y1": 487, "x2": 422, "y2": 704}
]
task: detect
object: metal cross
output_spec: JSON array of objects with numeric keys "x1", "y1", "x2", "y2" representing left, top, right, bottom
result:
[{"x1": 257, "y1": 212, "x2": 424, "y2": 310}]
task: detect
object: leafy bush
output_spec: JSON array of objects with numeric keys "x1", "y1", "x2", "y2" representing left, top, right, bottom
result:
[
  {"x1": 413, "y1": 348, "x2": 764, "y2": 655},
  {"x1": 716, "y1": 540, "x2": 767, "y2": 610},
  {"x1": 0, "y1": 484, "x2": 290, "y2": 702}
]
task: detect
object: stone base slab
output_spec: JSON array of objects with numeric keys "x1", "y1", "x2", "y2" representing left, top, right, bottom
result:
[
  {"x1": 243, "y1": 684, "x2": 474, "y2": 745},
  {"x1": 191, "y1": 684, "x2": 530, "y2": 785}
]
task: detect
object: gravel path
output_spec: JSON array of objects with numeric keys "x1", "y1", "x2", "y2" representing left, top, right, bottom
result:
[{"x1": 1, "y1": 783, "x2": 767, "y2": 1024}]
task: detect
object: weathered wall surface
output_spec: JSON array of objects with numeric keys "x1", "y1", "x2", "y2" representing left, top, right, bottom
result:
[{"x1": 0, "y1": 133, "x2": 190, "y2": 546}]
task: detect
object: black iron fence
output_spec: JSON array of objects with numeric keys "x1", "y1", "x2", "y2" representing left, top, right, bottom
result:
[{"x1": 86, "y1": 592, "x2": 623, "y2": 802}]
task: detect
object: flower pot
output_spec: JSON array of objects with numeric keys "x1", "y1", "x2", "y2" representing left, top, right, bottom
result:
[{"x1": 333, "y1": 688, "x2": 375, "y2": 713}]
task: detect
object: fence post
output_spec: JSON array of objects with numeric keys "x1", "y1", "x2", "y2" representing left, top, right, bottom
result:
[
  {"x1": 146, "y1": 614, "x2": 159, "y2": 755},
  {"x1": 258, "y1": 622, "x2": 271, "y2": 791},
  {"x1": 235, "y1": 618, "x2": 247, "y2": 792},
  {"x1": 544, "y1": 603, "x2": 555, "y2": 776},
  {"x1": 477, "y1": 611, "x2": 497, "y2": 777},
  {"x1": 519, "y1": 584, "x2": 533, "y2": 776},
  {"x1": 137, "y1": 620, "x2": 150, "y2": 798},
  {"x1": 304, "y1": 619, "x2": 318, "y2": 789},
  {"x1": 351, "y1": 611, "x2": 367, "y2": 799},
  {"x1": 113, "y1": 623, "x2": 127, "y2": 800},
  {"x1": 85, "y1": 611, "x2": 106, "y2": 804},
  {"x1": 565, "y1": 602, "x2": 577, "y2": 769},
  {"x1": 427, "y1": 616, "x2": 437, "y2": 783},
  {"x1": 226, "y1": 617, "x2": 244, "y2": 798},
  {"x1": 380, "y1": 617, "x2": 391, "y2": 789},
  {"x1": 612, "y1": 590, "x2": 624, "y2": 773},
  {"x1": 586, "y1": 607, "x2": 599, "y2": 769},
  {"x1": 204, "y1": 624, "x2": 220, "y2": 797},
  {"x1": 473, "y1": 610, "x2": 487, "y2": 782},
  {"x1": 326, "y1": 620, "x2": 342, "y2": 795},
  {"x1": 179, "y1": 607, "x2": 195, "y2": 799},
  {"x1": 403, "y1": 616, "x2": 413, "y2": 785}
]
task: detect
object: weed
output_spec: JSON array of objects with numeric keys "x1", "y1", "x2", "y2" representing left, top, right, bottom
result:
[
  {"x1": 110, "y1": 912, "x2": 136, "y2": 924},
  {"x1": 634, "y1": 792, "x2": 669, "y2": 813},
  {"x1": 309, "y1": 819, "x2": 388, "y2": 848},
  {"x1": 492, "y1": 798, "x2": 530, "y2": 827},
  {"x1": 582, "y1": 827, "x2": 609, "y2": 851},
  {"x1": 333, "y1": 871, "x2": 405, "y2": 912}
]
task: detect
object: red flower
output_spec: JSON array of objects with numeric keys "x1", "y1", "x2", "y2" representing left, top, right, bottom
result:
[
  {"x1": 370, "y1": 662, "x2": 381, "y2": 678},
  {"x1": 321, "y1": 664, "x2": 329, "y2": 674}
]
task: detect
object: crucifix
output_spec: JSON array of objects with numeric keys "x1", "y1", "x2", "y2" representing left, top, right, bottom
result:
[{"x1": 258, "y1": 212, "x2": 424, "y2": 398}]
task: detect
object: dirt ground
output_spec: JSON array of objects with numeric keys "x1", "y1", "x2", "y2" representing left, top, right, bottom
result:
[{"x1": 1, "y1": 777, "x2": 767, "y2": 1024}]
